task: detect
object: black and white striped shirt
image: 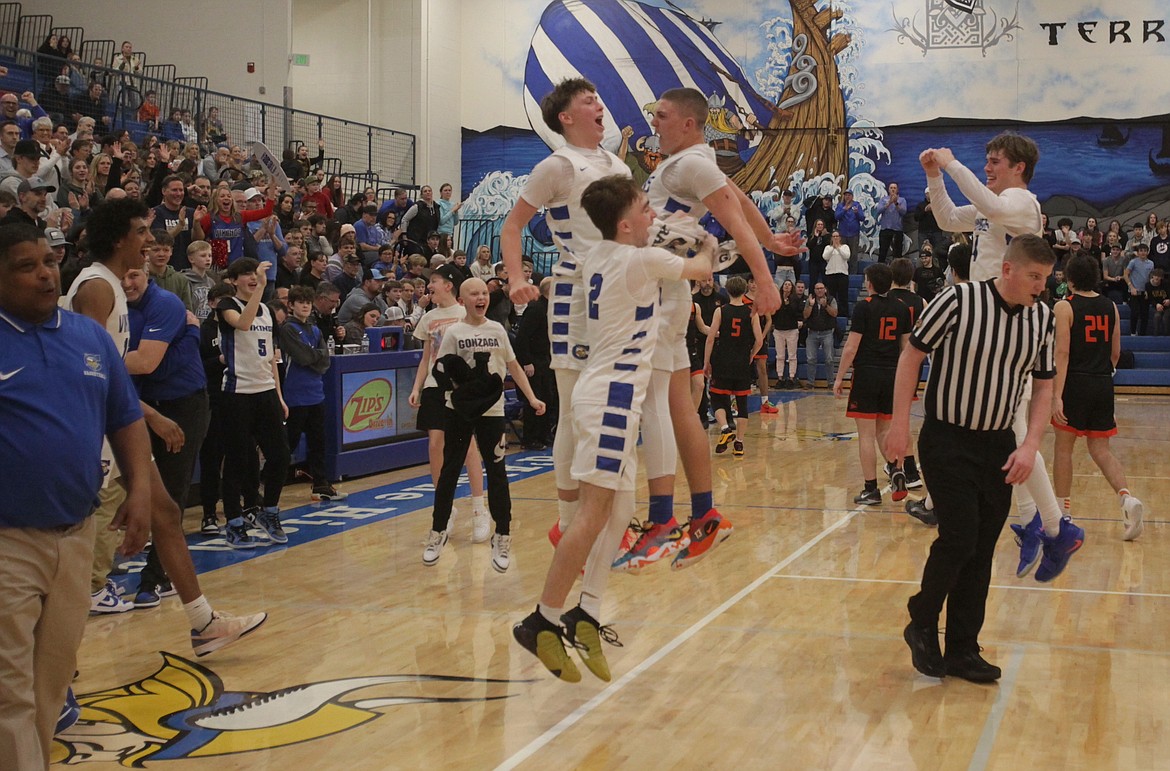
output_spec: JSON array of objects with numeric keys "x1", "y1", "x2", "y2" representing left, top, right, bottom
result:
[{"x1": 912, "y1": 279, "x2": 1054, "y2": 431}]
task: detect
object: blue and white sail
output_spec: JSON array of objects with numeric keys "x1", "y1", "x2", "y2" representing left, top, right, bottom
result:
[{"x1": 523, "y1": 0, "x2": 776, "y2": 151}]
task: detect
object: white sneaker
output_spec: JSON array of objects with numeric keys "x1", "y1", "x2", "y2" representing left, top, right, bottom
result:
[
  {"x1": 190, "y1": 610, "x2": 268, "y2": 657},
  {"x1": 422, "y1": 530, "x2": 448, "y2": 566},
  {"x1": 90, "y1": 580, "x2": 133, "y2": 615},
  {"x1": 471, "y1": 509, "x2": 490, "y2": 543},
  {"x1": 1122, "y1": 494, "x2": 1145, "y2": 541},
  {"x1": 491, "y1": 533, "x2": 512, "y2": 573}
]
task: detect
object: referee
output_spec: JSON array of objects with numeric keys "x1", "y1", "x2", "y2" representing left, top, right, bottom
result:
[{"x1": 885, "y1": 234, "x2": 1057, "y2": 683}]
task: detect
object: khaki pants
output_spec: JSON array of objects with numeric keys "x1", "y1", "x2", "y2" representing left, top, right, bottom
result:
[
  {"x1": 0, "y1": 516, "x2": 95, "y2": 770},
  {"x1": 89, "y1": 482, "x2": 126, "y2": 594}
]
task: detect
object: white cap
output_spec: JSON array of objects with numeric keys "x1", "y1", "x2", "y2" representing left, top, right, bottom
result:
[{"x1": 244, "y1": 187, "x2": 263, "y2": 200}]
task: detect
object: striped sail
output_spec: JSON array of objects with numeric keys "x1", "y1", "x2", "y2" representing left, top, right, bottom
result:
[{"x1": 523, "y1": 0, "x2": 775, "y2": 151}]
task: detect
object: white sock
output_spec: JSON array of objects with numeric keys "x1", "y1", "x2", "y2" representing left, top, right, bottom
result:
[
  {"x1": 1022, "y1": 451, "x2": 1062, "y2": 534},
  {"x1": 538, "y1": 603, "x2": 562, "y2": 626},
  {"x1": 579, "y1": 490, "x2": 636, "y2": 622},
  {"x1": 471, "y1": 495, "x2": 485, "y2": 514},
  {"x1": 924, "y1": 493, "x2": 934, "y2": 509},
  {"x1": 557, "y1": 498, "x2": 578, "y2": 530},
  {"x1": 184, "y1": 595, "x2": 214, "y2": 631}
]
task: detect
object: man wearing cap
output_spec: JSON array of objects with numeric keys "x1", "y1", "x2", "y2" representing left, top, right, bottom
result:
[
  {"x1": 0, "y1": 140, "x2": 46, "y2": 198},
  {"x1": 353, "y1": 205, "x2": 380, "y2": 264},
  {"x1": 245, "y1": 187, "x2": 286, "y2": 294},
  {"x1": 835, "y1": 189, "x2": 864, "y2": 268},
  {"x1": 806, "y1": 193, "x2": 837, "y2": 237},
  {"x1": 337, "y1": 266, "x2": 388, "y2": 324},
  {"x1": 0, "y1": 90, "x2": 48, "y2": 139},
  {"x1": 1, "y1": 176, "x2": 57, "y2": 230},
  {"x1": 38, "y1": 74, "x2": 77, "y2": 129}
]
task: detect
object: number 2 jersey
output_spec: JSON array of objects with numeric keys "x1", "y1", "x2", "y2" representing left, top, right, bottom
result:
[
  {"x1": 575, "y1": 241, "x2": 685, "y2": 408},
  {"x1": 849, "y1": 293, "x2": 911, "y2": 369}
]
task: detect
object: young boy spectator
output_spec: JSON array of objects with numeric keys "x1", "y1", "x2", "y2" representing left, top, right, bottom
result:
[
  {"x1": 833, "y1": 263, "x2": 912, "y2": 505},
  {"x1": 184, "y1": 240, "x2": 216, "y2": 321},
  {"x1": 1124, "y1": 242, "x2": 1153, "y2": 336},
  {"x1": 513, "y1": 175, "x2": 714, "y2": 682},
  {"x1": 216, "y1": 258, "x2": 291, "y2": 547},
  {"x1": 1051, "y1": 253, "x2": 1144, "y2": 541},
  {"x1": 408, "y1": 264, "x2": 488, "y2": 539},
  {"x1": 423, "y1": 277, "x2": 546, "y2": 571},
  {"x1": 146, "y1": 230, "x2": 194, "y2": 311},
  {"x1": 282, "y1": 285, "x2": 345, "y2": 501},
  {"x1": 199, "y1": 282, "x2": 236, "y2": 534},
  {"x1": 912, "y1": 244, "x2": 945, "y2": 303},
  {"x1": 1147, "y1": 268, "x2": 1167, "y2": 335},
  {"x1": 704, "y1": 276, "x2": 761, "y2": 458}
]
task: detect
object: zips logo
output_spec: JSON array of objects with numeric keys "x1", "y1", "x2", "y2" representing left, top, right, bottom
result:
[{"x1": 343, "y1": 378, "x2": 392, "y2": 432}]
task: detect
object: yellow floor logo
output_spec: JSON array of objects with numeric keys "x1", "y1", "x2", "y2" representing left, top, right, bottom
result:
[{"x1": 53, "y1": 652, "x2": 529, "y2": 766}]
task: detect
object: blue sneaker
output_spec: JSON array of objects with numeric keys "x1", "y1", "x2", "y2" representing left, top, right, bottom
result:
[
  {"x1": 225, "y1": 520, "x2": 258, "y2": 550},
  {"x1": 1009, "y1": 511, "x2": 1043, "y2": 578},
  {"x1": 56, "y1": 687, "x2": 79, "y2": 734},
  {"x1": 133, "y1": 584, "x2": 161, "y2": 609},
  {"x1": 1034, "y1": 517, "x2": 1085, "y2": 583},
  {"x1": 258, "y1": 508, "x2": 288, "y2": 544}
]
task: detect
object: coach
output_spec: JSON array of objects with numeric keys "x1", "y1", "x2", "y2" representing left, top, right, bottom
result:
[
  {"x1": 0, "y1": 223, "x2": 151, "y2": 769},
  {"x1": 885, "y1": 233, "x2": 1056, "y2": 683}
]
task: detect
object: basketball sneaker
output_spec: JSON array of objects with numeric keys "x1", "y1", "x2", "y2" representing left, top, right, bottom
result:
[
  {"x1": 853, "y1": 488, "x2": 882, "y2": 506},
  {"x1": 1034, "y1": 517, "x2": 1085, "y2": 583},
  {"x1": 1122, "y1": 494, "x2": 1144, "y2": 541},
  {"x1": 311, "y1": 485, "x2": 348, "y2": 502},
  {"x1": 472, "y1": 509, "x2": 491, "y2": 544},
  {"x1": 1009, "y1": 511, "x2": 1043, "y2": 578},
  {"x1": 715, "y1": 426, "x2": 734, "y2": 454},
  {"x1": 512, "y1": 608, "x2": 581, "y2": 683},
  {"x1": 90, "y1": 579, "x2": 133, "y2": 615},
  {"x1": 618, "y1": 519, "x2": 641, "y2": 553},
  {"x1": 132, "y1": 584, "x2": 162, "y2": 609},
  {"x1": 671, "y1": 509, "x2": 734, "y2": 569},
  {"x1": 562, "y1": 605, "x2": 623, "y2": 682},
  {"x1": 56, "y1": 687, "x2": 80, "y2": 734},
  {"x1": 258, "y1": 508, "x2": 287, "y2": 545},
  {"x1": 611, "y1": 518, "x2": 689, "y2": 572},
  {"x1": 760, "y1": 401, "x2": 779, "y2": 414},
  {"x1": 889, "y1": 470, "x2": 907, "y2": 502},
  {"x1": 732, "y1": 439, "x2": 745, "y2": 457},
  {"x1": 491, "y1": 533, "x2": 512, "y2": 573},
  {"x1": 190, "y1": 610, "x2": 268, "y2": 657},
  {"x1": 422, "y1": 530, "x2": 448, "y2": 566},
  {"x1": 200, "y1": 514, "x2": 220, "y2": 535},
  {"x1": 224, "y1": 520, "x2": 258, "y2": 550},
  {"x1": 548, "y1": 520, "x2": 563, "y2": 547},
  {"x1": 904, "y1": 499, "x2": 938, "y2": 526},
  {"x1": 240, "y1": 507, "x2": 269, "y2": 543},
  {"x1": 903, "y1": 457, "x2": 923, "y2": 489}
]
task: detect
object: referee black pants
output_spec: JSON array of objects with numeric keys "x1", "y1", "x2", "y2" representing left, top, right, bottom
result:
[{"x1": 907, "y1": 418, "x2": 1015, "y2": 654}]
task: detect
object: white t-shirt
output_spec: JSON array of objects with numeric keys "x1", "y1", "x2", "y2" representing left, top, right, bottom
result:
[
  {"x1": 217, "y1": 297, "x2": 276, "y2": 394},
  {"x1": 435, "y1": 319, "x2": 515, "y2": 417},
  {"x1": 927, "y1": 162, "x2": 1042, "y2": 282},
  {"x1": 413, "y1": 302, "x2": 465, "y2": 389},
  {"x1": 643, "y1": 142, "x2": 727, "y2": 334}
]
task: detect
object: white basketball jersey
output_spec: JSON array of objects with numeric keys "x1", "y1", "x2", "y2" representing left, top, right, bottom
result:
[
  {"x1": 537, "y1": 144, "x2": 628, "y2": 370},
  {"x1": 643, "y1": 143, "x2": 718, "y2": 337},
  {"x1": 218, "y1": 297, "x2": 276, "y2": 394},
  {"x1": 61, "y1": 261, "x2": 131, "y2": 484},
  {"x1": 969, "y1": 188, "x2": 1043, "y2": 282}
]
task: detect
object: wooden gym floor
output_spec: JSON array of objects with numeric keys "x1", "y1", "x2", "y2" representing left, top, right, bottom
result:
[{"x1": 60, "y1": 392, "x2": 1169, "y2": 770}]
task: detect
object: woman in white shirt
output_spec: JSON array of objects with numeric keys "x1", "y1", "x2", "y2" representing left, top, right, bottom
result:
[{"x1": 823, "y1": 230, "x2": 851, "y2": 318}]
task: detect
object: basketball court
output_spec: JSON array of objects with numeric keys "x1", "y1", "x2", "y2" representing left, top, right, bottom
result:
[{"x1": 60, "y1": 392, "x2": 1169, "y2": 769}]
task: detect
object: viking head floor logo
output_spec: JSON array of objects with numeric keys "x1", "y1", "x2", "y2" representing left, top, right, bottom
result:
[{"x1": 53, "y1": 652, "x2": 530, "y2": 766}]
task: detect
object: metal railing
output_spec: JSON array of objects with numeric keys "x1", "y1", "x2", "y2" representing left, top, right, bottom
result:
[{"x1": 1, "y1": 42, "x2": 415, "y2": 189}]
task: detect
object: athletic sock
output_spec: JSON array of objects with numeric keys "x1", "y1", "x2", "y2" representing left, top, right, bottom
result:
[
  {"x1": 691, "y1": 491, "x2": 713, "y2": 521},
  {"x1": 557, "y1": 498, "x2": 578, "y2": 530},
  {"x1": 579, "y1": 592, "x2": 601, "y2": 620},
  {"x1": 648, "y1": 495, "x2": 673, "y2": 526},
  {"x1": 538, "y1": 602, "x2": 562, "y2": 627},
  {"x1": 925, "y1": 493, "x2": 934, "y2": 509},
  {"x1": 1060, "y1": 496, "x2": 1071, "y2": 514},
  {"x1": 184, "y1": 595, "x2": 214, "y2": 632},
  {"x1": 471, "y1": 494, "x2": 485, "y2": 514},
  {"x1": 1118, "y1": 488, "x2": 1130, "y2": 499},
  {"x1": 864, "y1": 479, "x2": 878, "y2": 492}
]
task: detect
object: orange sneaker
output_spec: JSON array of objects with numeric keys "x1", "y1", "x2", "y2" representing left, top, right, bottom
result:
[
  {"x1": 672, "y1": 509, "x2": 734, "y2": 570},
  {"x1": 611, "y1": 518, "x2": 688, "y2": 573},
  {"x1": 760, "y1": 401, "x2": 779, "y2": 414}
]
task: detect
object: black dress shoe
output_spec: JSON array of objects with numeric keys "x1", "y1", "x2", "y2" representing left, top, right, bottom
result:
[
  {"x1": 944, "y1": 650, "x2": 1001, "y2": 683},
  {"x1": 904, "y1": 623, "x2": 945, "y2": 678}
]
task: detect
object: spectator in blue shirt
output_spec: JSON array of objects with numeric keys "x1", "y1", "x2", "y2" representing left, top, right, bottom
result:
[
  {"x1": 876, "y1": 182, "x2": 907, "y2": 263},
  {"x1": 122, "y1": 267, "x2": 210, "y2": 607},
  {"x1": 353, "y1": 204, "x2": 381, "y2": 265},
  {"x1": 0, "y1": 223, "x2": 150, "y2": 768},
  {"x1": 1124, "y1": 243, "x2": 1155, "y2": 336},
  {"x1": 834, "y1": 189, "x2": 864, "y2": 268}
]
